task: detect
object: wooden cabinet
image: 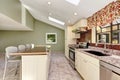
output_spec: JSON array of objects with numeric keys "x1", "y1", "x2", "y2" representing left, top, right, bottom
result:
[{"x1": 75, "y1": 51, "x2": 100, "y2": 80}]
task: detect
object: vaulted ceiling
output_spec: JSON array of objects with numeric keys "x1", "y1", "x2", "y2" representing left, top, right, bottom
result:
[{"x1": 20, "y1": 0, "x2": 116, "y2": 30}]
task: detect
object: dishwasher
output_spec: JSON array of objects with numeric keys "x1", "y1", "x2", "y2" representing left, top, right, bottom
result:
[{"x1": 100, "y1": 61, "x2": 120, "y2": 80}]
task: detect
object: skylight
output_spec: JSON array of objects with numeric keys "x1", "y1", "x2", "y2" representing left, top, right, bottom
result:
[
  {"x1": 66, "y1": 0, "x2": 80, "y2": 6},
  {"x1": 48, "y1": 17, "x2": 65, "y2": 25}
]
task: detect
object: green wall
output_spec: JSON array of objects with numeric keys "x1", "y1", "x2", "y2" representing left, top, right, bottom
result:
[
  {"x1": 0, "y1": 20, "x2": 65, "y2": 53},
  {"x1": 0, "y1": 0, "x2": 21, "y2": 23},
  {"x1": 26, "y1": 10, "x2": 34, "y2": 29}
]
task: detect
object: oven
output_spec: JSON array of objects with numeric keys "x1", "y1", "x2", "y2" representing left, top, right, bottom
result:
[
  {"x1": 68, "y1": 43, "x2": 89, "y2": 69},
  {"x1": 69, "y1": 47, "x2": 75, "y2": 69}
]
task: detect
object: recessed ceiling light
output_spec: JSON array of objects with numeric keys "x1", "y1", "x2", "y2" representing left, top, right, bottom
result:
[
  {"x1": 74, "y1": 12, "x2": 77, "y2": 16},
  {"x1": 48, "y1": 17, "x2": 65, "y2": 25},
  {"x1": 66, "y1": 0, "x2": 80, "y2": 6},
  {"x1": 48, "y1": 2, "x2": 51, "y2": 5}
]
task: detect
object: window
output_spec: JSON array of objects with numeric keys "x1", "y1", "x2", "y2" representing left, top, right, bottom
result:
[
  {"x1": 46, "y1": 33, "x2": 57, "y2": 44},
  {"x1": 96, "y1": 23, "x2": 120, "y2": 44},
  {"x1": 96, "y1": 25, "x2": 111, "y2": 43}
]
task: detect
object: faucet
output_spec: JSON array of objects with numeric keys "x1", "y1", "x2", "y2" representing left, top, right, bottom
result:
[
  {"x1": 104, "y1": 42, "x2": 106, "y2": 49},
  {"x1": 96, "y1": 39, "x2": 104, "y2": 46},
  {"x1": 96, "y1": 39, "x2": 108, "y2": 53},
  {"x1": 102, "y1": 40, "x2": 110, "y2": 53}
]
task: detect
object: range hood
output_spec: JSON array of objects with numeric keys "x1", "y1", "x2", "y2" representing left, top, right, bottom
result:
[{"x1": 72, "y1": 27, "x2": 87, "y2": 33}]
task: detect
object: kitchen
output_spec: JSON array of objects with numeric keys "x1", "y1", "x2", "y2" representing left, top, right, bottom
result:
[{"x1": 0, "y1": 0, "x2": 120, "y2": 80}]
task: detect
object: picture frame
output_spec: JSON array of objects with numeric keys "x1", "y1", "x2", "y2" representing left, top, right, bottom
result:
[{"x1": 46, "y1": 33, "x2": 57, "y2": 44}]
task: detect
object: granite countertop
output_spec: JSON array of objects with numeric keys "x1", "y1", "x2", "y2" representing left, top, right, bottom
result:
[
  {"x1": 76, "y1": 48, "x2": 120, "y2": 69},
  {"x1": 68, "y1": 44, "x2": 79, "y2": 48}
]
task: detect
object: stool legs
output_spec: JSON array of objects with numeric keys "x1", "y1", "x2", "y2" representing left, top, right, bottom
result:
[
  {"x1": 3, "y1": 61, "x2": 7, "y2": 80},
  {"x1": 3, "y1": 60, "x2": 19, "y2": 80},
  {"x1": 15, "y1": 62, "x2": 19, "y2": 75}
]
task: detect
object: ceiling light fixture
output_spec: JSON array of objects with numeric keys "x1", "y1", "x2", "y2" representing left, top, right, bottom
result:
[
  {"x1": 48, "y1": 2, "x2": 51, "y2": 5},
  {"x1": 66, "y1": 0, "x2": 80, "y2": 6},
  {"x1": 48, "y1": 17, "x2": 65, "y2": 25},
  {"x1": 74, "y1": 12, "x2": 77, "y2": 16}
]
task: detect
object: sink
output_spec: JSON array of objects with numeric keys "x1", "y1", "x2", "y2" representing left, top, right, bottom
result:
[{"x1": 85, "y1": 50, "x2": 110, "y2": 56}]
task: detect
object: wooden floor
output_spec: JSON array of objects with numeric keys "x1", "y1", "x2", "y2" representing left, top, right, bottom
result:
[{"x1": 0, "y1": 53, "x2": 82, "y2": 80}]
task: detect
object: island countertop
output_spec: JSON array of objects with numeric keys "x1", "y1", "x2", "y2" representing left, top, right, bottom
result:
[{"x1": 9, "y1": 46, "x2": 49, "y2": 56}]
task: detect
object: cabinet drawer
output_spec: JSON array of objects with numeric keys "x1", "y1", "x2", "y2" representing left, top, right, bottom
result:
[{"x1": 80, "y1": 52, "x2": 99, "y2": 67}]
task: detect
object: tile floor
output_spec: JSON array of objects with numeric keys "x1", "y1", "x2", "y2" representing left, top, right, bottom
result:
[{"x1": 0, "y1": 53, "x2": 82, "y2": 80}]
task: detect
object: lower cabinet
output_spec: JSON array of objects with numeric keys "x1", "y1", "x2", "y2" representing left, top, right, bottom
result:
[
  {"x1": 75, "y1": 51, "x2": 100, "y2": 80},
  {"x1": 22, "y1": 54, "x2": 49, "y2": 80}
]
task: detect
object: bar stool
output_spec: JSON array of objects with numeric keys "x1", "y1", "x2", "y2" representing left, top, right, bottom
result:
[
  {"x1": 18, "y1": 45, "x2": 26, "y2": 52},
  {"x1": 25, "y1": 44, "x2": 31, "y2": 51},
  {"x1": 3, "y1": 46, "x2": 21, "y2": 80}
]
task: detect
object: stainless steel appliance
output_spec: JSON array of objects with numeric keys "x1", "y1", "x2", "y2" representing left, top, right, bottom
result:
[
  {"x1": 100, "y1": 61, "x2": 120, "y2": 80},
  {"x1": 68, "y1": 42, "x2": 89, "y2": 69},
  {"x1": 69, "y1": 47, "x2": 75, "y2": 69}
]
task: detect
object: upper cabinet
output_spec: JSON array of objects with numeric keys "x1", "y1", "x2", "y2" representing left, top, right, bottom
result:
[
  {"x1": 0, "y1": 0, "x2": 34, "y2": 31},
  {"x1": 72, "y1": 19, "x2": 88, "y2": 40}
]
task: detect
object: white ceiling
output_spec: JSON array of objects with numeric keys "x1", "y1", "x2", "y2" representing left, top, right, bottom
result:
[{"x1": 20, "y1": 0, "x2": 116, "y2": 30}]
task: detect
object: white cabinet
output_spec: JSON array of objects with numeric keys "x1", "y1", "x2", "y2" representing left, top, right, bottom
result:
[
  {"x1": 22, "y1": 54, "x2": 50, "y2": 80},
  {"x1": 75, "y1": 51, "x2": 100, "y2": 80},
  {"x1": 85, "y1": 61, "x2": 99, "y2": 80}
]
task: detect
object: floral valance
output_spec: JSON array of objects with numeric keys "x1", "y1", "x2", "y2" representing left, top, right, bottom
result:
[{"x1": 87, "y1": 0, "x2": 120, "y2": 29}]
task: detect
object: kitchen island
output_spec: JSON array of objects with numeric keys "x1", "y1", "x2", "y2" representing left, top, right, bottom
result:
[{"x1": 10, "y1": 46, "x2": 51, "y2": 80}]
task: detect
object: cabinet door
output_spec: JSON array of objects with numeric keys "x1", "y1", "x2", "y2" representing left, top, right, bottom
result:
[
  {"x1": 75, "y1": 51, "x2": 86, "y2": 78},
  {"x1": 75, "y1": 52, "x2": 82, "y2": 75},
  {"x1": 76, "y1": 57, "x2": 82, "y2": 73},
  {"x1": 75, "y1": 51, "x2": 100, "y2": 80},
  {"x1": 85, "y1": 62, "x2": 99, "y2": 80},
  {"x1": 81, "y1": 58, "x2": 88, "y2": 79},
  {"x1": 111, "y1": 72, "x2": 120, "y2": 80}
]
